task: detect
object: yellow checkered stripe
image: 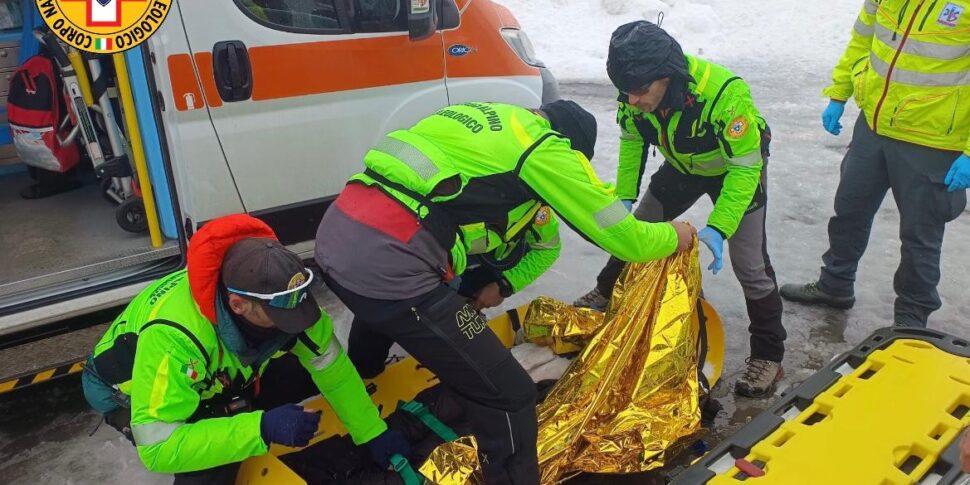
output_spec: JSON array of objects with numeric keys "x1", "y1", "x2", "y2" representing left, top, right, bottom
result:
[{"x1": 0, "y1": 359, "x2": 85, "y2": 395}]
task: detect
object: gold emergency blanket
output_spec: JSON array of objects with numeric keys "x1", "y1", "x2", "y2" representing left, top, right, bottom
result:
[
  {"x1": 418, "y1": 436, "x2": 484, "y2": 485},
  {"x1": 521, "y1": 297, "x2": 605, "y2": 354},
  {"x1": 533, "y1": 246, "x2": 703, "y2": 482}
]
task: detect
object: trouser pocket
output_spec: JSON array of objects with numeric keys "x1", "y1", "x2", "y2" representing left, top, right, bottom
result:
[{"x1": 927, "y1": 173, "x2": 967, "y2": 223}]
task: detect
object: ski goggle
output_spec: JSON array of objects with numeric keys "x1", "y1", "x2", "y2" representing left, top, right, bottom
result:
[{"x1": 227, "y1": 268, "x2": 314, "y2": 310}]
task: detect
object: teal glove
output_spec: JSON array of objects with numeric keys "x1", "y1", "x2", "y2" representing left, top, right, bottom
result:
[
  {"x1": 945, "y1": 154, "x2": 970, "y2": 192},
  {"x1": 698, "y1": 227, "x2": 724, "y2": 275},
  {"x1": 822, "y1": 100, "x2": 845, "y2": 136}
]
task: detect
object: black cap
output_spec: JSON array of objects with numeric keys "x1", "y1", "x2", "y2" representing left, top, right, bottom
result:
[
  {"x1": 607, "y1": 21, "x2": 690, "y2": 94},
  {"x1": 222, "y1": 238, "x2": 321, "y2": 334},
  {"x1": 540, "y1": 99, "x2": 597, "y2": 160}
]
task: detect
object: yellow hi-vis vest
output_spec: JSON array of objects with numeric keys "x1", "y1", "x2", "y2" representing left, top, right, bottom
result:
[{"x1": 824, "y1": 0, "x2": 970, "y2": 155}]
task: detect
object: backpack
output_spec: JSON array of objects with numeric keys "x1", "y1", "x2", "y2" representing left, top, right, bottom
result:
[{"x1": 6, "y1": 54, "x2": 80, "y2": 173}]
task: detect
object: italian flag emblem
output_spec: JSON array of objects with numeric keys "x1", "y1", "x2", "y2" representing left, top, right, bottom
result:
[
  {"x1": 94, "y1": 38, "x2": 113, "y2": 52},
  {"x1": 181, "y1": 362, "x2": 199, "y2": 381}
]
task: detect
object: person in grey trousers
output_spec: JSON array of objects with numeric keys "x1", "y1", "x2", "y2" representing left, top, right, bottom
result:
[
  {"x1": 781, "y1": 115, "x2": 967, "y2": 327},
  {"x1": 780, "y1": 0, "x2": 970, "y2": 326}
]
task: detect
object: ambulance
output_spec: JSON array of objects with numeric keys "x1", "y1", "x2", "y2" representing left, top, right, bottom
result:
[{"x1": 0, "y1": 0, "x2": 557, "y2": 390}]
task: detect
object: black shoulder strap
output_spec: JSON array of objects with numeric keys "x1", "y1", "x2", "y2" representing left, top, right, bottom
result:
[
  {"x1": 705, "y1": 76, "x2": 742, "y2": 126},
  {"x1": 364, "y1": 168, "x2": 434, "y2": 207},
  {"x1": 142, "y1": 320, "x2": 212, "y2": 368},
  {"x1": 362, "y1": 168, "x2": 458, "y2": 250},
  {"x1": 513, "y1": 132, "x2": 559, "y2": 174},
  {"x1": 297, "y1": 333, "x2": 321, "y2": 356}
]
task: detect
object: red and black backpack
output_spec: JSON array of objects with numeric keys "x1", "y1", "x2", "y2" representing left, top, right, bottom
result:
[{"x1": 6, "y1": 54, "x2": 79, "y2": 173}]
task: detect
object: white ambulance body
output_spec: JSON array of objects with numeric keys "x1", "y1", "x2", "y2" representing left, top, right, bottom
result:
[{"x1": 0, "y1": 0, "x2": 554, "y2": 384}]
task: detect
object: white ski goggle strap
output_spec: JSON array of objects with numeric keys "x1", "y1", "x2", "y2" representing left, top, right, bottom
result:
[{"x1": 227, "y1": 268, "x2": 314, "y2": 310}]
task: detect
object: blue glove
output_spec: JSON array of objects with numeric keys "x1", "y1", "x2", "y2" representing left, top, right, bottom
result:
[
  {"x1": 366, "y1": 428, "x2": 412, "y2": 468},
  {"x1": 945, "y1": 154, "x2": 970, "y2": 192},
  {"x1": 821, "y1": 100, "x2": 845, "y2": 136},
  {"x1": 698, "y1": 227, "x2": 724, "y2": 275},
  {"x1": 622, "y1": 200, "x2": 634, "y2": 212},
  {"x1": 260, "y1": 404, "x2": 320, "y2": 447}
]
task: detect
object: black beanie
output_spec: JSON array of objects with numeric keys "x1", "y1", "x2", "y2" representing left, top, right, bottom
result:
[
  {"x1": 606, "y1": 20, "x2": 690, "y2": 94},
  {"x1": 540, "y1": 100, "x2": 597, "y2": 160}
]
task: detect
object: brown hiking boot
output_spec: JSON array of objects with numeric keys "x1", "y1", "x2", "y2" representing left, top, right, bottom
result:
[
  {"x1": 735, "y1": 358, "x2": 783, "y2": 398},
  {"x1": 572, "y1": 287, "x2": 608, "y2": 311}
]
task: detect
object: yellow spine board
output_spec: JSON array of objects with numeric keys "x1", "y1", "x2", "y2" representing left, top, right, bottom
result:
[
  {"x1": 710, "y1": 339, "x2": 970, "y2": 484},
  {"x1": 235, "y1": 308, "x2": 523, "y2": 485}
]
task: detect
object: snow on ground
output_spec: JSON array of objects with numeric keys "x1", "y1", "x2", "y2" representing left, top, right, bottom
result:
[
  {"x1": 3, "y1": 1, "x2": 970, "y2": 483},
  {"x1": 497, "y1": 0, "x2": 861, "y2": 82}
]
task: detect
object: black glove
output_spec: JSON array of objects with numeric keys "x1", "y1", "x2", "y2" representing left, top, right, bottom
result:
[
  {"x1": 259, "y1": 404, "x2": 320, "y2": 447},
  {"x1": 366, "y1": 428, "x2": 412, "y2": 468}
]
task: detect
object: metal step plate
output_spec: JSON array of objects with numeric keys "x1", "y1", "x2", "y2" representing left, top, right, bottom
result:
[{"x1": 0, "y1": 322, "x2": 109, "y2": 395}]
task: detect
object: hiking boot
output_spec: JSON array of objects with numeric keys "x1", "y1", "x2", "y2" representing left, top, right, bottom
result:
[
  {"x1": 780, "y1": 281, "x2": 855, "y2": 310},
  {"x1": 573, "y1": 287, "x2": 608, "y2": 311},
  {"x1": 735, "y1": 358, "x2": 783, "y2": 398}
]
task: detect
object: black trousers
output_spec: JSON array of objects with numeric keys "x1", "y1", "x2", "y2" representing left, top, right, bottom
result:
[
  {"x1": 324, "y1": 272, "x2": 539, "y2": 485},
  {"x1": 595, "y1": 162, "x2": 787, "y2": 362}
]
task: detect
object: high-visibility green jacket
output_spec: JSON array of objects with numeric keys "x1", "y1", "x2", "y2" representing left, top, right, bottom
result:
[
  {"x1": 825, "y1": 0, "x2": 970, "y2": 155},
  {"x1": 615, "y1": 55, "x2": 767, "y2": 238},
  {"x1": 350, "y1": 102, "x2": 678, "y2": 290},
  {"x1": 82, "y1": 216, "x2": 385, "y2": 474}
]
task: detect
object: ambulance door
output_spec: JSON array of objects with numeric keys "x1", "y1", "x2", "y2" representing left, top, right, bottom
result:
[{"x1": 175, "y1": 0, "x2": 448, "y2": 242}]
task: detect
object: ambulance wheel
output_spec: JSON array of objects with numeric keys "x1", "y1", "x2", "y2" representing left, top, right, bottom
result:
[{"x1": 116, "y1": 198, "x2": 148, "y2": 233}]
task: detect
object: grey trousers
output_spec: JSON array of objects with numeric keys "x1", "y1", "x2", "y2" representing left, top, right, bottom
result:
[
  {"x1": 818, "y1": 114, "x2": 967, "y2": 327},
  {"x1": 595, "y1": 162, "x2": 786, "y2": 362}
]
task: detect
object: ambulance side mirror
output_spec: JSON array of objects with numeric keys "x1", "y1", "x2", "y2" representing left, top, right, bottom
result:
[{"x1": 408, "y1": 0, "x2": 437, "y2": 41}]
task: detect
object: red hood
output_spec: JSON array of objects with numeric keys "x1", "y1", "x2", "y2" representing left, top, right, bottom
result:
[{"x1": 187, "y1": 214, "x2": 278, "y2": 324}]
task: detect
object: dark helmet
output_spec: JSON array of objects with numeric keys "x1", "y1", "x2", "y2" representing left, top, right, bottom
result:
[{"x1": 606, "y1": 21, "x2": 690, "y2": 93}]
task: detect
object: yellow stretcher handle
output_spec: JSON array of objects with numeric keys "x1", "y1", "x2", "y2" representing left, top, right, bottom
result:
[
  {"x1": 112, "y1": 53, "x2": 163, "y2": 248},
  {"x1": 67, "y1": 49, "x2": 95, "y2": 107}
]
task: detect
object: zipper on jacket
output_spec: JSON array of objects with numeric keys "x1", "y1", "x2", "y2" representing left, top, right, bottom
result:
[
  {"x1": 873, "y1": 0, "x2": 925, "y2": 134},
  {"x1": 918, "y1": 0, "x2": 938, "y2": 30},
  {"x1": 656, "y1": 110, "x2": 690, "y2": 173},
  {"x1": 893, "y1": 0, "x2": 911, "y2": 41}
]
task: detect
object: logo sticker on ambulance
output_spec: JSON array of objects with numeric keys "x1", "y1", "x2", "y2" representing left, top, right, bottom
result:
[
  {"x1": 36, "y1": 0, "x2": 172, "y2": 54},
  {"x1": 938, "y1": 2, "x2": 964, "y2": 27}
]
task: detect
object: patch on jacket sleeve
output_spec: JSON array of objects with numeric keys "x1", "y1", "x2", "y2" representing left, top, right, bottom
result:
[
  {"x1": 726, "y1": 116, "x2": 750, "y2": 139},
  {"x1": 534, "y1": 206, "x2": 552, "y2": 226},
  {"x1": 938, "y1": 3, "x2": 964, "y2": 27}
]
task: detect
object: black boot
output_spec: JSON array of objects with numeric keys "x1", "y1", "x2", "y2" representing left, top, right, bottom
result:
[{"x1": 780, "y1": 281, "x2": 855, "y2": 309}]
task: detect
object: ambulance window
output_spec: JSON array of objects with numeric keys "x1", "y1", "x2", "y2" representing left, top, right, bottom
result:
[
  {"x1": 237, "y1": 0, "x2": 345, "y2": 32},
  {"x1": 353, "y1": 0, "x2": 407, "y2": 32}
]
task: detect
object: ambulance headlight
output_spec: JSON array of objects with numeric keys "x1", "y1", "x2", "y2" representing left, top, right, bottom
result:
[{"x1": 501, "y1": 28, "x2": 544, "y2": 68}]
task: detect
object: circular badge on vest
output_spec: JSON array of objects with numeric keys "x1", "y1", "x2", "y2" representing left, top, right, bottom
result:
[
  {"x1": 534, "y1": 206, "x2": 551, "y2": 226},
  {"x1": 727, "y1": 116, "x2": 750, "y2": 140},
  {"x1": 37, "y1": 0, "x2": 172, "y2": 54}
]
